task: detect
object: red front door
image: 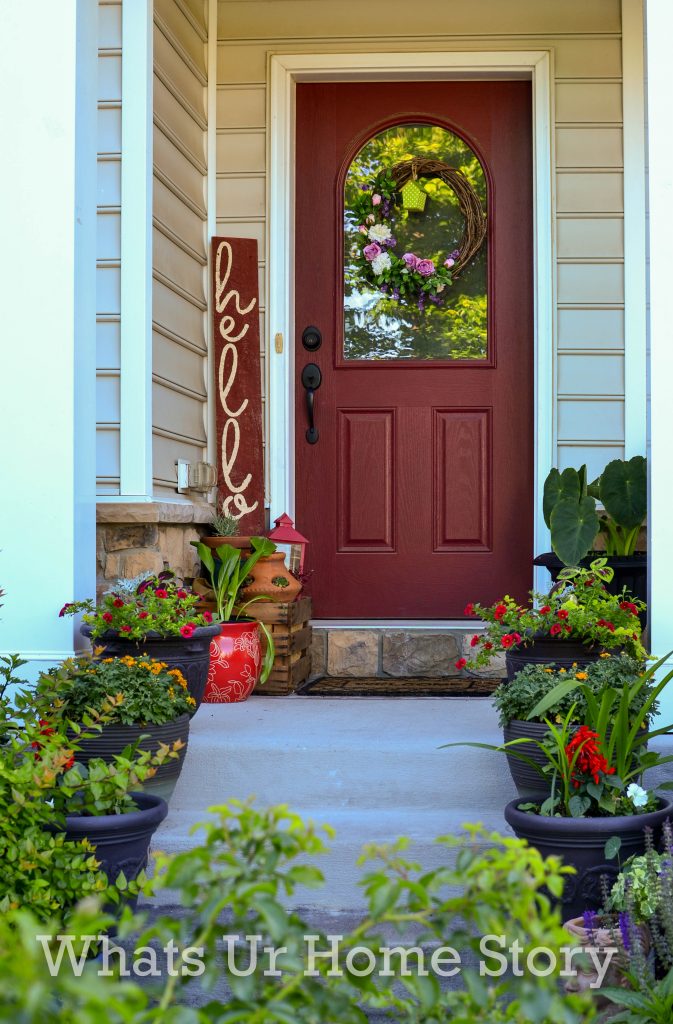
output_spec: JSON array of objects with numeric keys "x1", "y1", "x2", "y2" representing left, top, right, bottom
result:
[{"x1": 294, "y1": 81, "x2": 533, "y2": 618}]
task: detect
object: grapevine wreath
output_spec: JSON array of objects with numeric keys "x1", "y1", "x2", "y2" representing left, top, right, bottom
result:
[{"x1": 348, "y1": 157, "x2": 487, "y2": 310}]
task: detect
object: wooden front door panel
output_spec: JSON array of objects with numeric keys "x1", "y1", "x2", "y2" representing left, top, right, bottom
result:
[{"x1": 295, "y1": 81, "x2": 533, "y2": 618}]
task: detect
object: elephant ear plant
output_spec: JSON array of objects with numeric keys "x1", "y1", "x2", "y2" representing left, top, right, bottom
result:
[
  {"x1": 543, "y1": 456, "x2": 647, "y2": 566},
  {"x1": 193, "y1": 536, "x2": 277, "y2": 684}
]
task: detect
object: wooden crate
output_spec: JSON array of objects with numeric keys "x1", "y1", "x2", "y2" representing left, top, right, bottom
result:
[{"x1": 249, "y1": 596, "x2": 312, "y2": 695}]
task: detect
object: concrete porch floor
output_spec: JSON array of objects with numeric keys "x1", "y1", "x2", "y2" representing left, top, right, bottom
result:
[{"x1": 152, "y1": 695, "x2": 517, "y2": 911}]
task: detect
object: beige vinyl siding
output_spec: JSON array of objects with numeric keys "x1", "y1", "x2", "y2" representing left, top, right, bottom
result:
[
  {"x1": 217, "y1": 0, "x2": 626, "y2": 485},
  {"x1": 152, "y1": 0, "x2": 209, "y2": 497},
  {"x1": 96, "y1": 0, "x2": 122, "y2": 495}
]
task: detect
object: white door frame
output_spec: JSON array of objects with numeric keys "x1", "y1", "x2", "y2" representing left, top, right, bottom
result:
[{"x1": 267, "y1": 50, "x2": 555, "y2": 580}]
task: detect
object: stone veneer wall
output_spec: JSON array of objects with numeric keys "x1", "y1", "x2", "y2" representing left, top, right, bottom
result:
[
  {"x1": 96, "y1": 502, "x2": 214, "y2": 597},
  {"x1": 309, "y1": 628, "x2": 506, "y2": 682}
]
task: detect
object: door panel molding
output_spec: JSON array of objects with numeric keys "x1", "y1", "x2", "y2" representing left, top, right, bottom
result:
[{"x1": 268, "y1": 50, "x2": 555, "y2": 589}]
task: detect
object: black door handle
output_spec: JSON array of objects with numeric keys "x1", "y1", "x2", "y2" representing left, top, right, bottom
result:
[{"x1": 301, "y1": 363, "x2": 322, "y2": 444}]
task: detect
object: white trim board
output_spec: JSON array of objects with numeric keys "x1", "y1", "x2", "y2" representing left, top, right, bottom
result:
[{"x1": 267, "y1": 50, "x2": 555, "y2": 587}]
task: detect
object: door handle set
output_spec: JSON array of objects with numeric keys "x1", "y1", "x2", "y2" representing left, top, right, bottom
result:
[{"x1": 301, "y1": 362, "x2": 322, "y2": 444}]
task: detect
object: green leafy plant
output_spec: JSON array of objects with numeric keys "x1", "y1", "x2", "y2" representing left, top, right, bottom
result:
[
  {"x1": 0, "y1": 653, "x2": 27, "y2": 740},
  {"x1": 194, "y1": 536, "x2": 277, "y2": 684},
  {"x1": 602, "y1": 967, "x2": 673, "y2": 1023},
  {"x1": 543, "y1": 456, "x2": 647, "y2": 566},
  {"x1": 210, "y1": 503, "x2": 241, "y2": 537},
  {"x1": 59, "y1": 571, "x2": 214, "y2": 640},
  {"x1": 32, "y1": 653, "x2": 196, "y2": 724},
  {"x1": 608, "y1": 849, "x2": 665, "y2": 923},
  {"x1": 492, "y1": 655, "x2": 652, "y2": 728},
  {"x1": 462, "y1": 558, "x2": 646, "y2": 669}
]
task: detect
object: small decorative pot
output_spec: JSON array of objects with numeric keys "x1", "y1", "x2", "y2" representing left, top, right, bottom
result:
[
  {"x1": 563, "y1": 916, "x2": 650, "y2": 1004},
  {"x1": 71, "y1": 715, "x2": 190, "y2": 803},
  {"x1": 505, "y1": 634, "x2": 607, "y2": 681},
  {"x1": 205, "y1": 619, "x2": 262, "y2": 703},
  {"x1": 81, "y1": 624, "x2": 221, "y2": 712},
  {"x1": 504, "y1": 797, "x2": 673, "y2": 921},
  {"x1": 201, "y1": 535, "x2": 253, "y2": 552},
  {"x1": 63, "y1": 791, "x2": 167, "y2": 908},
  {"x1": 240, "y1": 551, "x2": 302, "y2": 603}
]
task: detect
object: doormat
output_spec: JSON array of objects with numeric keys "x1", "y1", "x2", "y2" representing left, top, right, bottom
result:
[{"x1": 297, "y1": 676, "x2": 503, "y2": 697}]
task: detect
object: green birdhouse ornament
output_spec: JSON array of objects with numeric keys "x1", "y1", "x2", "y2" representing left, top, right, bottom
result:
[{"x1": 400, "y1": 178, "x2": 427, "y2": 212}]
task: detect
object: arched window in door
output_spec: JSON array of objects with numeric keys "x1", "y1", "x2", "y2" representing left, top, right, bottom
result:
[{"x1": 343, "y1": 122, "x2": 488, "y2": 361}]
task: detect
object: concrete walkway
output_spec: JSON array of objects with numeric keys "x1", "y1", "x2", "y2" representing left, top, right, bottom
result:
[{"x1": 153, "y1": 695, "x2": 517, "y2": 910}]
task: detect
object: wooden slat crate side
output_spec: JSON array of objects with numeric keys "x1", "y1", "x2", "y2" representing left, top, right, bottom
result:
[
  {"x1": 250, "y1": 596, "x2": 312, "y2": 626},
  {"x1": 250, "y1": 598, "x2": 312, "y2": 694}
]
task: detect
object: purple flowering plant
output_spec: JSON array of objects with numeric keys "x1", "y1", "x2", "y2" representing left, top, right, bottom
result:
[{"x1": 349, "y1": 170, "x2": 460, "y2": 308}]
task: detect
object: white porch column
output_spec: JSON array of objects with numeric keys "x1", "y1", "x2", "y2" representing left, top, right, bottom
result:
[
  {"x1": 0, "y1": 1, "x2": 97, "y2": 677},
  {"x1": 646, "y1": 0, "x2": 673, "y2": 714}
]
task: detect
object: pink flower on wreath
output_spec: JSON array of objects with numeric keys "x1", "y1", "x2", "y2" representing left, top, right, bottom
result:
[
  {"x1": 180, "y1": 623, "x2": 195, "y2": 639},
  {"x1": 359, "y1": 225, "x2": 368, "y2": 235},
  {"x1": 363, "y1": 242, "x2": 382, "y2": 261},
  {"x1": 444, "y1": 257, "x2": 456, "y2": 268},
  {"x1": 372, "y1": 193, "x2": 382, "y2": 206},
  {"x1": 155, "y1": 588, "x2": 168, "y2": 599},
  {"x1": 402, "y1": 252, "x2": 419, "y2": 269},
  {"x1": 416, "y1": 259, "x2": 435, "y2": 277}
]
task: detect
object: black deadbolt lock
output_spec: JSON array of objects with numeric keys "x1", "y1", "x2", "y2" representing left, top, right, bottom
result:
[{"x1": 302, "y1": 325, "x2": 322, "y2": 352}]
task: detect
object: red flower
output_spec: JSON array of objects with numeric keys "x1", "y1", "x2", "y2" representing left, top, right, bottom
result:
[
  {"x1": 180, "y1": 624, "x2": 195, "y2": 639},
  {"x1": 557, "y1": 609, "x2": 569, "y2": 620},
  {"x1": 102, "y1": 612, "x2": 113, "y2": 623},
  {"x1": 38, "y1": 720, "x2": 54, "y2": 737},
  {"x1": 58, "y1": 602, "x2": 73, "y2": 618},
  {"x1": 539, "y1": 605, "x2": 551, "y2": 615},
  {"x1": 565, "y1": 726, "x2": 615, "y2": 787},
  {"x1": 120, "y1": 625, "x2": 132, "y2": 633},
  {"x1": 203, "y1": 611, "x2": 213, "y2": 623},
  {"x1": 470, "y1": 634, "x2": 480, "y2": 648},
  {"x1": 500, "y1": 634, "x2": 517, "y2": 649},
  {"x1": 597, "y1": 619, "x2": 615, "y2": 633},
  {"x1": 563, "y1": 623, "x2": 572, "y2": 634},
  {"x1": 494, "y1": 604, "x2": 507, "y2": 621},
  {"x1": 155, "y1": 589, "x2": 168, "y2": 599},
  {"x1": 484, "y1": 642, "x2": 493, "y2": 651},
  {"x1": 620, "y1": 601, "x2": 639, "y2": 616},
  {"x1": 464, "y1": 603, "x2": 475, "y2": 616},
  {"x1": 63, "y1": 755, "x2": 75, "y2": 770},
  {"x1": 138, "y1": 611, "x2": 149, "y2": 619},
  {"x1": 455, "y1": 657, "x2": 467, "y2": 670},
  {"x1": 177, "y1": 589, "x2": 188, "y2": 599},
  {"x1": 550, "y1": 623, "x2": 562, "y2": 637},
  {"x1": 113, "y1": 598, "x2": 124, "y2": 608}
]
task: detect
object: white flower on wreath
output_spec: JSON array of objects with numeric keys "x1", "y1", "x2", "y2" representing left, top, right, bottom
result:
[
  {"x1": 371, "y1": 252, "x2": 391, "y2": 275},
  {"x1": 368, "y1": 223, "x2": 393, "y2": 244},
  {"x1": 626, "y1": 782, "x2": 649, "y2": 808}
]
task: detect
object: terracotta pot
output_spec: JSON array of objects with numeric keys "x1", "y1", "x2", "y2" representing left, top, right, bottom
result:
[
  {"x1": 240, "y1": 552, "x2": 302, "y2": 603},
  {"x1": 201, "y1": 536, "x2": 253, "y2": 551},
  {"x1": 563, "y1": 916, "x2": 650, "y2": 1003},
  {"x1": 205, "y1": 619, "x2": 262, "y2": 703}
]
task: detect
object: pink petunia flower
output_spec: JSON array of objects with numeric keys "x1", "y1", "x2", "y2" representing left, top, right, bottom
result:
[
  {"x1": 180, "y1": 624, "x2": 195, "y2": 639},
  {"x1": 155, "y1": 589, "x2": 168, "y2": 599}
]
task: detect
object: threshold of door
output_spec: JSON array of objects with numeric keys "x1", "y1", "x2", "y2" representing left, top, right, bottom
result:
[{"x1": 310, "y1": 619, "x2": 482, "y2": 629}]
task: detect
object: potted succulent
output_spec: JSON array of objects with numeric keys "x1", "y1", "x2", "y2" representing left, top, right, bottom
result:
[
  {"x1": 202, "y1": 503, "x2": 252, "y2": 552},
  {"x1": 447, "y1": 653, "x2": 673, "y2": 919},
  {"x1": 536, "y1": 457, "x2": 647, "y2": 617},
  {"x1": 493, "y1": 654, "x2": 652, "y2": 798},
  {"x1": 459, "y1": 558, "x2": 646, "y2": 679},
  {"x1": 30, "y1": 653, "x2": 194, "y2": 802},
  {"x1": 59, "y1": 572, "x2": 221, "y2": 710},
  {"x1": 193, "y1": 536, "x2": 277, "y2": 703}
]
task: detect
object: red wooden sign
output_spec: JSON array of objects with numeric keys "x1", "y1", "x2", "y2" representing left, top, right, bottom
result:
[{"x1": 212, "y1": 237, "x2": 265, "y2": 533}]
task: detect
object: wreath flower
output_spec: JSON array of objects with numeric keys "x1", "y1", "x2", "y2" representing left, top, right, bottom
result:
[{"x1": 348, "y1": 158, "x2": 486, "y2": 310}]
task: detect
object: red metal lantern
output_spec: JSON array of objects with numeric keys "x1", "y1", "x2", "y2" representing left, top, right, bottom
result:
[{"x1": 267, "y1": 513, "x2": 309, "y2": 573}]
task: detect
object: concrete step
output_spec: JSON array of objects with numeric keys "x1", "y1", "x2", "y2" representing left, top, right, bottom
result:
[{"x1": 152, "y1": 696, "x2": 516, "y2": 910}]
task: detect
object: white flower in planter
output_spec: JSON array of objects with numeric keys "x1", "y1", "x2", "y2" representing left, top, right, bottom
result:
[{"x1": 626, "y1": 782, "x2": 649, "y2": 808}]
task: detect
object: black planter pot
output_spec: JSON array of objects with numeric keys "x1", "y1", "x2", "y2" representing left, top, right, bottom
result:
[
  {"x1": 503, "y1": 721, "x2": 551, "y2": 798},
  {"x1": 72, "y1": 715, "x2": 190, "y2": 803},
  {"x1": 63, "y1": 791, "x2": 167, "y2": 908},
  {"x1": 505, "y1": 635, "x2": 604, "y2": 681},
  {"x1": 504, "y1": 797, "x2": 673, "y2": 920},
  {"x1": 81, "y1": 624, "x2": 221, "y2": 711},
  {"x1": 533, "y1": 551, "x2": 648, "y2": 627}
]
